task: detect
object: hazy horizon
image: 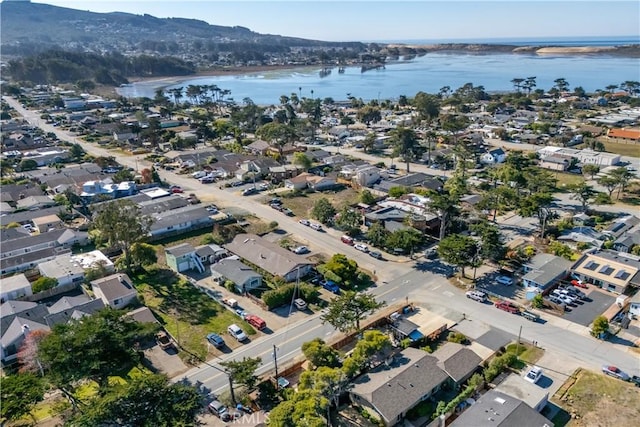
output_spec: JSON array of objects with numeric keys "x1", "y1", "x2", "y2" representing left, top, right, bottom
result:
[{"x1": 27, "y1": 1, "x2": 640, "y2": 43}]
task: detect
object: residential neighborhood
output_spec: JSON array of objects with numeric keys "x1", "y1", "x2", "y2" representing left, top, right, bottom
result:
[{"x1": 2, "y1": 62, "x2": 640, "y2": 427}]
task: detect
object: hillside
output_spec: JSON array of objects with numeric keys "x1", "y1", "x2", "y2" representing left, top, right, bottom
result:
[{"x1": 0, "y1": 1, "x2": 366, "y2": 57}]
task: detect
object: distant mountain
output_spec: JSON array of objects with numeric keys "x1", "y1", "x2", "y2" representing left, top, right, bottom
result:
[{"x1": 0, "y1": 1, "x2": 366, "y2": 57}]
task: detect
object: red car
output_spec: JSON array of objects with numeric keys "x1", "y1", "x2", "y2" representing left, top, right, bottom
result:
[
  {"x1": 171, "y1": 187, "x2": 183, "y2": 193},
  {"x1": 571, "y1": 279, "x2": 588, "y2": 289},
  {"x1": 495, "y1": 300, "x2": 519, "y2": 314}
]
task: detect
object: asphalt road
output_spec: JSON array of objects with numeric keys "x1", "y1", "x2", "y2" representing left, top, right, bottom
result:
[{"x1": 6, "y1": 97, "x2": 640, "y2": 395}]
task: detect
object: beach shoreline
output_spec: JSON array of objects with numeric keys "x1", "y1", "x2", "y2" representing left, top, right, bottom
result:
[{"x1": 126, "y1": 64, "x2": 317, "y2": 85}]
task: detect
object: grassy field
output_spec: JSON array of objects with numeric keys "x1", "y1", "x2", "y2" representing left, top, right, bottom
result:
[
  {"x1": 598, "y1": 140, "x2": 640, "y2": 157},
  {"x1": 553, "y1": 172, "x2": 586, "y2": 190},
  {"x1": 552, "y1": 369, "x2": 640, "y2": 426},
  {"x1": 275, "y1": 187, "x2": 361, "y2": 219},
  {"x1": 132, "y1": 267, "x2": 255, "y2": 362}
]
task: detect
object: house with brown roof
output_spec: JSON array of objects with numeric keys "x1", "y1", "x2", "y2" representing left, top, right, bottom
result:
[
  {"x1": 571, "y1": 250, "x2": 640, "y2": 294},
  {"x1": 91, "y1": 273, "x2": 138, "y2": 309}
]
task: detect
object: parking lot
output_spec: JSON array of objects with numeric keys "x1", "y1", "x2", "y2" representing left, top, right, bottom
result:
[{"x1": 557, "y1": 287, "x2": 615, "y2": 326}]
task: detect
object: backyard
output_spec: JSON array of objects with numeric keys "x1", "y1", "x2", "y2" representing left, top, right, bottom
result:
[
  {"x1": 132, "y1": 266, "x2": 255, "y2": 363},
  {"x1": 552, "y1": 368, "x2": 640, "y2": 427}
]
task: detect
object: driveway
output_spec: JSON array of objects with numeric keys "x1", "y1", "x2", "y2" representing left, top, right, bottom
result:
[{"x1": 561, "y1": 288, "x2": 615, "y2": 327}]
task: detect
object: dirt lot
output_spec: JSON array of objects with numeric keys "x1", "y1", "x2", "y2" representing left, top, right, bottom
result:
[
  {"x1": 269, "y1": 187, "x2": 361, "y2": 219},
  {"x1": 552, "y1": 369, "x2": 640, "y2": 426}
]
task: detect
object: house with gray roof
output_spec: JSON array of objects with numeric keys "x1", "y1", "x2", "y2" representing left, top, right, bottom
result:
[
  {"x1": 38, "y1": 253, "x2": 85, "y2": 287},
  {"x1": 495, "y1": 373, "x2": 550, "y2": 413},
  {"x1": 572, "y1": 250, "x2": 640, "y2": 294},
  {"x1": 433, "y1": 342, "x2": 482, "y2": 388},
  {"x1": 522, "y1": 254, "x2": 572, "y2": 292},
  {"x1": 210, "y1": 258, "x2": 262, "y2": 293},
  {"x1": 16, "y1": 195, "x2": 57, "y2": 211},
  {"x1": 602, "y1": 215, "x2": 640, "y2": 239},
  {"x1": 557, "y1": 227, "x2": 606, "y2": 249},
  {"x1": 0, "y1": 273, "x2": 32, "y2": 302},
  {"x1": 225, "y1": 234, "x2": 314, "y2": 282},
  {"x1": 350, "y1": 347, "x2": 449, "y2": 426},
  {"x1": 1, "y1": 301, "x2": 49, "y2": 365},
  {"x1": 138, "y1": 194, "x2": 189, "y2": 215},
  {"x1": 44, "y1": 297, "x2": 105, "y2": 326},
  {"x1": 91, "y1": 273, "x2": 138, "y2": 309},
  {"x1": 149, "y1": 205, "x2": 213, "y2": 240},
  {"x1": 0, "y1": 206, "x2": 72, "y2": 227},
  {"x1": 450, "y1": 390, "x2": 553, "y2": 427}
]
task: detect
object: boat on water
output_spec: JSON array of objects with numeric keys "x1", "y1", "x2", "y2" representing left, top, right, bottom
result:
[
  {"x1": 338, "y1": 67, "x2": 345, "y2": 74},
  {"x1": 319, "y1": 67, "x2": 332, "y2": 78}
]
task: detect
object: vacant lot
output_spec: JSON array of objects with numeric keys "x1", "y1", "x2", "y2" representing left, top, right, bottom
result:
[
  {"x1": 132, "y1": 267, "x2": 255, "y2": 363},
  {"x1": 553, "y1": 369, "x2": 640, "y2": 427},
  {"x1": 272, "y1": 187, "x2": 361, "y2": 219}
]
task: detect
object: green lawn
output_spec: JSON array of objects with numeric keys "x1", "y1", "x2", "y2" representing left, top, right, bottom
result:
[
  {"x1": 506, "y1": 342, "x2": 544, "y2": 365},
  {"x1": 132, "y1": 267, "x2": 255, "y2": 362}
]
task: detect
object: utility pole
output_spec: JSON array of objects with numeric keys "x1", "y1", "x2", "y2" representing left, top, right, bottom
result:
[
  {"x1": 517, "y1": 325, "x2": 522, "y2": 357},
  {"x1": 273, "y1": 344, "x2": 279, "y2": 390}
]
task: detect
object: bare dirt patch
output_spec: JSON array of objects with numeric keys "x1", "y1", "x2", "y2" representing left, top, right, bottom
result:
[{"x1": 552, "y1": 369, "x2": 640, "y2": 426}]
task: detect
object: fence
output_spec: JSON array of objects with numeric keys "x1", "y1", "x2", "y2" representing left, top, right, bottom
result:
[{"x1": 23, "y1": 282, "x2": 82, "y2": 302}]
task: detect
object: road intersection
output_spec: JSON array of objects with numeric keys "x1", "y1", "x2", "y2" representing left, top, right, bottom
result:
[{"x1": 5, "y1": 96, "x2": 639, "y2": 396}]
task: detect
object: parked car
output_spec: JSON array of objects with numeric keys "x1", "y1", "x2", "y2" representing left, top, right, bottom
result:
[
  {"x1": 571, "y1": 279, "x2": 588, "y2": 289},
  {"x1": 269, "y1": 198, "x2": 282, "y2": 205},
  {"x1": 270, "y1": 203, "x2": 283, "y2": 211},
  {"x1": 282, "y1": 207, "x2": 294, "y2": 216},
  {"x1": 192, "y1": 171, "x2": 207, "y2": 179},
  {"x1": 244, "y1": 314, "x2": 266, "y2": 330},
  {"x1": 292, "y1": 246, "x2": 309, "y2": 254},
  {"x1": 258, "y1": 183, "x2": 269, "y2": 191},
  {"x1": 465, "y1": 290, "x2": 487, "y2": 303},
  {"x1": 602, "y1": 365, "x2": 630, "y2": 381},
  {"x1": 495, "y1": 300, "x2": 519, "y2": 314},
  {"x1": 208, "y1": 400, "x2": 228, "y2": 418},
  {"x1": 242, "y1": 187, "x2": 257, "y2": 196},
  {"x1": 200, "y1": 175, "x2": 215, "y2": 184},
  {"x1": 321, "y1": 280, "x2": 340, "y2": 294},
  {"x1": 524, "y1": 366, "x2": 543, "y2": 384},
  {"x1": 310, "y1": 223, "x2": 323, "y2": 231},
  {"x1": 354, "y1": 243, "x2": 369, "y2": 252},
  {"x1": 155, "y1": 331, "x2": 174, "y2": 350},
  {"x1": 341, "y1": 235, "x2": 354, "y2": 245},
  {"x1": 369, "y1": 251, "x2": 383, "y2": 260},
  {"x1": 294, "y1": 298, "x2": 307, "y2": 310},
  {"x1": 496, "y1": 275, "x2": 514, "y2": 286},
  {"x1": 521, "y1": 310, "x2": 540, "y2": 322},
  {"x1": 227, "y1": 324, "x2": 248, "y2": 342},
  {"x1": 170, "y1": 185, "x2": 183, "y2": 193},
  {"x1": 630, "y1": 375, "x2": 640, "y2": 387},
  {"x1": 299, "y1": 219, "x2": 310, "y2": 226},
  {"x1": 206, "y1": 333, "x2": 225, "y2": 348}
]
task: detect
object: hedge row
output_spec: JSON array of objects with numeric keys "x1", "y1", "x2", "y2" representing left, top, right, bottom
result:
[{"x1": 262, "y1": 283, "x2": 319, "y2": 310}]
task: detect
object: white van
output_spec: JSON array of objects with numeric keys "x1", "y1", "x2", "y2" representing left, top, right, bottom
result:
[
  {"x1": 294, "y1": 298, "x2": 307, "y2": 310},
  {"x1": 192, "y1": 171, "x2": 207, "y2": 179}
]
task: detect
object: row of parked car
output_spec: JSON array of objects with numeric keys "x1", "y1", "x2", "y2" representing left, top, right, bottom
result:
[{"x1": 546, "y1": 284, "x2": 588, "y2": 310}]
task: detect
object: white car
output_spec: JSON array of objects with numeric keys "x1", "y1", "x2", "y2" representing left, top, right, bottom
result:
[
  {"x1": 496, "y1": 275, "x2": 514, "y2": 286},
  {"x1": 299, "y1": 219, "x2": 310, "y2": 226},
  {"x1": 227, "y1": 324, "x2": 248, "y2": 342},
  {"x1": 524, "y1": 366, "x2": 543, "y2": 384},
  {"x1": 354, "y1": 243, "x2": 369, "y2": 252},
  {"x1": 292, "y1": 246, "x2": 309, "y2": 254},
  {"x1": 309, "y1": 223, "x2": 323, "y2": 231},
  {"x1": 465, "y1": 290, "x2": 487, "y2": 303}
]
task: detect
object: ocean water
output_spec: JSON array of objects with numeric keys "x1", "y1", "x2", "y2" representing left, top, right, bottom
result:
[{"x1": 119, "y1": 46, "x2": 640, "y2": 105}]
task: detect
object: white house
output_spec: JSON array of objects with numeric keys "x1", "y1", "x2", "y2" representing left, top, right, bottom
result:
[
  {"x1": 0, "y1": 273, "x2": 33, "y2": 302},
  {"x1": 37, "y1": 254, "x2": 85, "y2": 287},
  {"x1": 481, "y1": 148, "x2": 507, "y2": 165}
]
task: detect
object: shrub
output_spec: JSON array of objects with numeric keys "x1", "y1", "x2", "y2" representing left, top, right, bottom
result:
[
  {"x1": 262, "y1": 283, "x2": 319, "y2": 309},
  {"x1": 32, "y1": 276, "x2": 58, "y2": 293},
  {"x1": 531, "y1": 294, "x2": 544, "y2": 308},
  {"x1": 447, "y1": 332, "x2": 469, "y2": 345}
]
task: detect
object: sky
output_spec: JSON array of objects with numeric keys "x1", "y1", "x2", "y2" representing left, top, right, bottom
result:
[{"x1": 31, "y1": 1, "x2": 640, "y2": 42}]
